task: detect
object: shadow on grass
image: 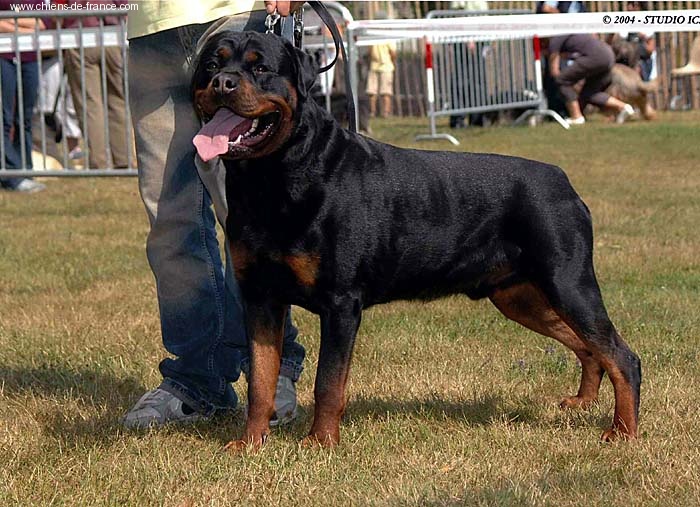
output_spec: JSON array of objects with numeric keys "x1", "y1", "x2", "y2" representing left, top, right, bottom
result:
[
  {"x1": 343, "y1": 392, "x2": 611, "y2": 433},
  {"x1": 132, "y1": 391, "x2": 612, "y2": 447},
  {"x1": 0, "y1": 364, "x2": 611, "y2": 448},
  {"x1": 344, "y1": 393, "x2": 540, "y2": 427},
  {"x1": 0, "y1": 363, "x2": 146, "y2": 447}
]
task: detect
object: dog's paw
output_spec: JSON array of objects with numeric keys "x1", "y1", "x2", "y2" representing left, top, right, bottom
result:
[
  {"x1": 600, "y1": 425, "x2": 637, "y2": 442},
  {"x1": 301, "y1": 431, "x2": 340, "y2": 449},
  {"x1": 559, "y1": 395, "x2": 597, "y2": 410},
  {"x1": 221, "y1": 432, "x2": 269, "y2": 454}
]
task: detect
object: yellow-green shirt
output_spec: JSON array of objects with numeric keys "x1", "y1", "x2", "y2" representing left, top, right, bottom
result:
[
  {"x1": 369, "y1": 43, "x2": 396, "y2": 73},
  {"x1": 128, "y1": 0, "x2": 262, "y2": 39}
]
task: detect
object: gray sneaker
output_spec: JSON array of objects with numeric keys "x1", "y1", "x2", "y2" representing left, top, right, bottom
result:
[
  {"x1": 244, "y1": 375, "x2": 299, "y2": 427},
  {"x1": 13, "y1": 179, "x2": 46, "y2": 193},
  {"x1": 122, "y1": 388, "x2": 207, "y2": 429},
  {"x1": 270, "y1": 375, "x2": 299, "y2": 427}
]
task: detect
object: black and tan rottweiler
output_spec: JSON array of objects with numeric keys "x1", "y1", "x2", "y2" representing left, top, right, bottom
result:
[{"x1": 191, "y1": 30, "x2": 641, "y2": 450}]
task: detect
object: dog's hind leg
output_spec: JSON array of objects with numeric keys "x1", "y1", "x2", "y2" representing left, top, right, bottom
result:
[
  {"x1": 304, "y1": 295, "x2": 363, "y2": 447},
  {"x1": 541, "y1": 270, "x2": 640, "y2": 441},
  {"x1": 501, "y1": 186, "x2": 641, "y2": 440},
  {"x1": 490, "y1": 282, "x2": 604, "y2": 410}
]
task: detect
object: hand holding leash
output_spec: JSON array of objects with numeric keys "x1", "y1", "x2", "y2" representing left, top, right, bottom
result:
[{"x1": 264, "y1": 1, "x2": 305, "y2": 17}]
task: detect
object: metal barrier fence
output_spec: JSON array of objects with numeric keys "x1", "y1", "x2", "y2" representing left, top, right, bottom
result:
[
  {"x1": 346, "y1": 11, "x2": 572, "y2": 146},
  {"x1": 0, "y1": 9, "x2": 134, "y2": 178},
  {"x1": 420, "y1": 10, "x2": 545, "y2": 144},
  {"x1": 0, "y1": 4, "x2": 350, "y2": 179}
]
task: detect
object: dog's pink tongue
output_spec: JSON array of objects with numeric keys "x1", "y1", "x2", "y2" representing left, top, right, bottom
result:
[{"x1": 193, "y1": 109, "x2": 246, "y2": 162}]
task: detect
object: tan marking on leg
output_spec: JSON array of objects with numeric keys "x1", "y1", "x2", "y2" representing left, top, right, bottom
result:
[
  {"x1": 304, "y1": 373, "x2": 349, "y2": 448},
  {"x1": 490, "y1": 283, "x2": 603, "y2": 408},
  {"x1": 598, "y1": 355, "x2": 638, "y2": 441},
  {"x1": 223, "y1": 307, "x2": 284, "y2": 452},
  {"x1": 304, "y1": 352, "x2": 353, "y2": 448}
]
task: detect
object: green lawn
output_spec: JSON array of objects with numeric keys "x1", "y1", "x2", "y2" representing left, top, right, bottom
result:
[{"x1": 1, "y1": 112, "x2": 699, "y2": 506}]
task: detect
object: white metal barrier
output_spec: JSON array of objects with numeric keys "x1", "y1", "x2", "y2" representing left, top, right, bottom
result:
[
  {"x1": 346, "y1": 9, "x2": 700, "y2": 143},
  {"x1": 417, "y1": 9, "x2": 557, "y2": 145},
  {"x1": 0, "y1": 3, "x2": 352, "y2": 179},
  {"x1": 0, "y1": 9, "x2": 133, "y2": 179}
]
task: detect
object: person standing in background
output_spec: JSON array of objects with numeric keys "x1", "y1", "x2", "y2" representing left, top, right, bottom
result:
[
  {"x1": 0, "y1": 0, "x2": 46, "y2": 193},
  {"x1": 623, "y1": 0, "x2": 657, "y2": 81},
  {"x1": 55, "y1": 0, "x2": 130, "y2": 169},
  {"x1": 366, "y1": 11, "x2": 396, "y2": 118}
]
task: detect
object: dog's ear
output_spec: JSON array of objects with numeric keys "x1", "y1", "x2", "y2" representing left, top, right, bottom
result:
[{"x1": 285, "y1": 42, "x2": 319, "y2": 99}]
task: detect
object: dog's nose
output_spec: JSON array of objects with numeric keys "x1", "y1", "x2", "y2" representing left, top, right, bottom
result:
[{"x1": 211, "y1": 72, "x2": 238, "y2": 96}]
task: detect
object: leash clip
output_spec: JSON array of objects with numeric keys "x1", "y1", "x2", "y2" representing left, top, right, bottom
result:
[
  {"x1": 293, "y1": 8, "x2": 304, "y2": 48},
  {"x1": 265, "y1": 10, "x2": 281, "y2": 34}
]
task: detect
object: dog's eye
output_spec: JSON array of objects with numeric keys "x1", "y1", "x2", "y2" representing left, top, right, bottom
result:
[
  {"x1": 254, "y1": 64, "x2": 270, "y2": 74},
  {"x1": 206, "y1": 61, "x2": 219, "y2": 72}
]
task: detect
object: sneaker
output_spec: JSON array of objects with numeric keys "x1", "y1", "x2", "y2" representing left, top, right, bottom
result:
[
  {"x1": 122, "y1": 388, "x2": 207, "y2": 429},
  {"x1": 616, "y1": 103, "x2": 635, "y2": 124},
  {"x1": 13, "y1": 179, "x2": 46, "y2": 193},
  {"x1": 243, "y1": 375, "x2": 299, "y2": 427},
  {"x1": 69, "y1": 147, "x2": 85, "y2": 160},
  {"x1": 270, "y1": 375, "x2": 299, "y2": 427},
  {"x1": 565, "y1": 116, "x2": 586, "y2": 125}
]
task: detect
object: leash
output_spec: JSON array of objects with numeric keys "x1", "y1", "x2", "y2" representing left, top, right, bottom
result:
[{"x1": 265, "y1": 2, "x2": 357, "y2": 133}]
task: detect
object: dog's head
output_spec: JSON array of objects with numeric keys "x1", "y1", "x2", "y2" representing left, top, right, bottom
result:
[
  {"x1": 192, "y1": 30, "x2": 318, "y2": 161},
  {"x1": 611, "y1": 39, "x2": 640, "y2": 68}
]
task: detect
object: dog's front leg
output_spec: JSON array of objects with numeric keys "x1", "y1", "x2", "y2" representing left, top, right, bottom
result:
[
  {"x1": 304, "y1": 297, "x2": 362, "y2": 447},
  {"x1": 223, "y1": 301, "x2": 286, "y2": 453}
]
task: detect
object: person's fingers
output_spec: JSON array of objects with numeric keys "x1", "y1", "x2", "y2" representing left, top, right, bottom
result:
[
  {"x1": 264, "y1": 1, "x2": 304, "y2": 16},
  {"x1": 265, "y1": 1, "x2": 290, "y2": 16}
]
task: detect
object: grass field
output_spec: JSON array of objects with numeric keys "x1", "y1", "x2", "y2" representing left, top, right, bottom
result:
[{"x1": 1, "y1": 112, "x2": 699, "y2": 506}]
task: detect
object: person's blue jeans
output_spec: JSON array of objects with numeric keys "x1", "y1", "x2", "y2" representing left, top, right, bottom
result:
[
  {"x1": 0, "y1": 58, "x2": 38, "y2": 189},
  {"x1": 128, "y1": 11, "x2": 305, "y2": 416}
]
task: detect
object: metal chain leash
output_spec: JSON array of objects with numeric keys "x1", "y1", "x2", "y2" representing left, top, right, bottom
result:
[
  {"x1": 266, "y1": 8, "x2": 304, "y2": 48},
  {"x1": 265, "y1": 10, "x2": 281, "y2": 34},
  {"x1": 293, "y1": 8, "x2": 304, "y2": 48}
]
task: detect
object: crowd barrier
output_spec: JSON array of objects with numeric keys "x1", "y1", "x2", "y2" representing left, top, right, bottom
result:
[
  {"x1": 0, "y1": 4, "x2": 351, "y2": 178},
  {"x1": 1, "y1": 8, "x2": 699, "y2": 176},
  {"x1": 419, "y1": 9, "x2": 559, "y2": 144},
  {"x1": 0, "y1": 9, "x2": 133, "y2": 178},
  {"x1": 346, "y1": 9, "x2": 700, "y2": 144}
]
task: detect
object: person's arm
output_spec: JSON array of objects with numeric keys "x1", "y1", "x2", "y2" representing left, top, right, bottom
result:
[
  {"x1": 549, "y1": 52, "x2": 561, "y2": 78},
  {"x1": 0, "y1": 18, "x2": 45, "y2": 33},
  {"x1": 540, "y1": 2, "x2": 561, "y2": 13},
  {"x1": 265, "y1": 1, "x2": 306, "y2": 16},
  {"x1": 641, "y1": 33, "x2": 656, "y2": 55},
  {"x1": 548, "y1": 35, "x2": 566, "y2": 77}
]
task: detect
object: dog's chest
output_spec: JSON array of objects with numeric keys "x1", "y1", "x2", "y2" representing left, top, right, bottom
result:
[{"x1": 229, "y1": 239, "x2": 320, "y2": 293}]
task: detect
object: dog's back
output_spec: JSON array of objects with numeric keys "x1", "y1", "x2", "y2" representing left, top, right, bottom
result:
[{"x1": 303, "y1": 126, "x2": 589, "y2": 305}]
